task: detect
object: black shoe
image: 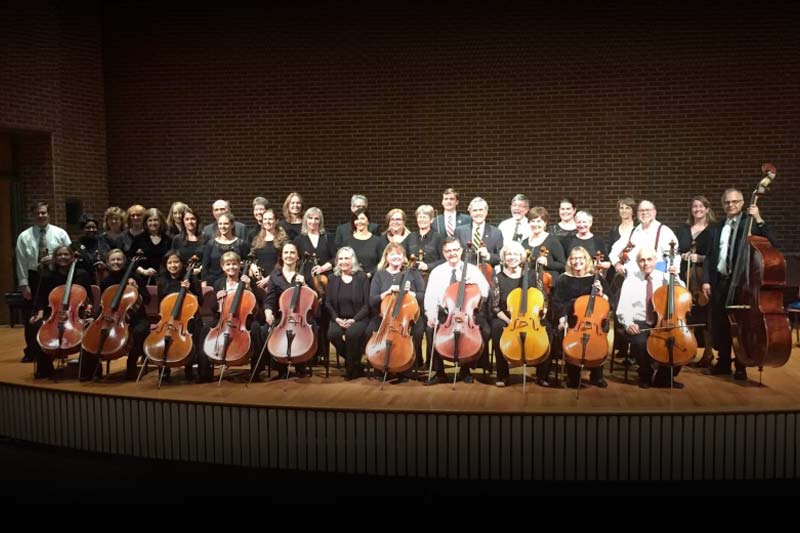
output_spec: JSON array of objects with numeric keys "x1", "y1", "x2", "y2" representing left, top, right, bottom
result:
[
  {"x1": 425, "y1": 374, "x2": 444, "y2": 386},
  {"x1": 20, "y1": 354, "x2": 34, "y2": 363},
  {"x1": 708, "y1": 364, "x2": 732, "y2": 376},
  {"x1": 590, "y1": 378, "x2": 608, "y2": 388},
  {"x1": 733, "y1": 369, "x2": 748, "y2": 381},
  {"x1": 638, "y1": 380, "x2": 651, "y2": 389},
  {"x1": 463, "y1": 375, "x2": 474, "y2": 384},
  {"x1": 669, "y1": 381, "x2": 685, "y2": 389},
  {"x1": 565, "y1": 380, "x2": 580, "y2": 389},
  {"x1": 623, "y1": 357, "x2": 636, "y2": 367}
]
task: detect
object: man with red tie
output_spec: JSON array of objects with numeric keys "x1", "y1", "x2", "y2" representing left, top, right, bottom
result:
[{"x1": 432, "y1": 188, "x2": 471, "y2": 238}]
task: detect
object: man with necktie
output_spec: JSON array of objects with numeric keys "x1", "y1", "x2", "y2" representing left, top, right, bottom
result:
[
  {"x1": 455, "y1": 197, "x2": 504, "y2": 266},
  {"x1": 702, "y1": 188, "x2": 775, "y2": 380},
  {"x1": 432, "y1": 188, "x2": 471, "y2": 238},
  {"x1": 498, "y1": 194, "x2": 532, "y2": 245},
  {"x1": 14, "y1": 201, "x2": 71, "y2": 362}
]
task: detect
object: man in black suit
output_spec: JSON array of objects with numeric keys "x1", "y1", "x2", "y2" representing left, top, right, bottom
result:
[
  {"x1": 701, "y1": 188, "x2": 775, "y2": 380},
  {"x1": 334, "y1": 194, "x2": 379, "y2": 249},
  {"x1": 455, "y1": 197, "x2": 503, "y2": 266},
  {"x1": 433, "y1": 188, "x2": 471, "y2": 237}
]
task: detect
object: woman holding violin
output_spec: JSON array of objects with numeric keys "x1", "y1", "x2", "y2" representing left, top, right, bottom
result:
[
  {"x1": 132, "y1": 208, "x2": 173, "y2": 285},
  {"x1": 404, "y1": 204, "x2": 444, "y2": 279},
  {"x1": 326, "y1": 247, "x2": 371, "y2": 380},
  {"x1": 617, "y1": 246, "x2": 685, "y2": 388},
  {"x1": 82, "y1": 248, "x2": 151, "y2": 380},
  {"x1": 553, "y1": 246, "x2": 612, "y2": 388},
  {"x1": 342, "y1": 208, "x2": 384, "y2": 277},
  {"x1": 31, "y1": 245, "x2": 94, "y2": 379},
  {"x1": 521, "y1": 207, "x2": 567, "y2": 287},
  {"x1": 490, "y1": 242, "x2": 554, "y2": 387},
  {"x1": 675, "y1": 196, "x2": 716, "y2": 367},
  {"x1": 365, "y1": 243, "x2": 426, "y2": 383},
  {"x1": 201, "y1": 212, "x2": 250, "y2": 288},
  {"x1": 151, "y1": 252, "x2": 204, "y2": 381}
]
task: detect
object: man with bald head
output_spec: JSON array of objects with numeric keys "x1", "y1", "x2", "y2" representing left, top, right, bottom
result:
[
  {"x1": 617, "y1": 246, "x2": 685, "y2": 389},
  {"x1": 202, "y1": 199, "x2": 248, "y2": 241}
]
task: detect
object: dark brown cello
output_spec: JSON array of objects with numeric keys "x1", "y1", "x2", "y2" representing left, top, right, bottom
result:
[
  {"x1": 366, "y1": 257, "x2": 420, "y2": 386},
  {"x1": 534, "y1": 246, "x2": 553, "y2": 296},
  {"x1": 725, "y1": 163, "x2": 791, "y2": 371},
  {"x1": 267, "y1": 256, "x2": 319, "y2": 371},
  {"x1": 203, "y1": 255, "x2": 257, "y2": 377},
  {"x1": 434, "y1": 247, "x2": 484, "y2": 386},
  {"x1": 143, "y1": 256, "x2": 200, "y2": 385},
  {"x1": 646, "y1": 241, "x2": 696, "y2": 382},
  {"x1": 82, "y1": 250, "x2": 143, "y2": 361},
  {"x1": 37, "y1": 250, "x2": 88, "y2": 359}
]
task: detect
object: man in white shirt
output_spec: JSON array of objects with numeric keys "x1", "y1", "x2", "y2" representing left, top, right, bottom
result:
[
  {"x1": 498, "y1": 194, "x2": 532, "y2": 245},
  {"x1": 15, "y1": 201, "x2": 71, "y2": 362},
  {"x1": 424, "y1": 237, "x2": 490, "y2": 384},
  {"x1": 609, "y1": 199, "x2": 680, "y2": 278},
  {"x1": 617, "y1": 246, "x2": 685, "y2": 389}
]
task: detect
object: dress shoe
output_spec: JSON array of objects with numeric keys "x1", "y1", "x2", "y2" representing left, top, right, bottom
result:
[
  {"x1": 425, "y1": 374, "x2": 444, "y2": 386},
  {"x1": 590, "y1": 378, "x2": 608, "y2": 388},
  {"x1": 638, "y1": 380, "x2": 651, "y2": 389},
  {"x1": 20, "y1": 354, "x2": 34, "y2": 363},
  {"x1": 707, "y1": 365, "x2": 732, "y2": 376},
  {"x1": 733, "y1": 369, "x2": 748, "y2": 381}
]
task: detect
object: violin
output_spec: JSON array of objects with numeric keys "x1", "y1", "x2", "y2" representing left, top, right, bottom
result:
[
  {"x1": 82, "y1": 250, "x2": 143, "y2": 360},
  {"x1": 144, "y1": 256, "x2": 200, "y2": 369},
  {"x1": 416, "y1": 249, "x2": 429, "y2": 281},
  {"x1": 37, "y1": 251, "x2": 88, "y2": 359},
  {"x1": 534, "y1": 246, "x2": 553, "y2": 296},
  {"x1": 434, "y1": 248, "x2": 484, "y2": 367},
  {"x1": 471, "y1": 240, "x2": 493, "y2": 287},
  {"x1": 307, "y1": 252, "x2": 328, "y2": 300},
  {"x1": 563, "y1": 251, "x2": 611, "y2": 370},
  {"x1": 685, "y1": 240, "x2": 709, "y2": 307},
  {"x1": 646, "y1": 241, "x2": 696, "y2": 369},
  {"x1": 366, "y1": 257, "x2": 420, "y2": 379},
  {"x1": 267, "y1": 256, "x2": 319, "y2": 366},
  {"x1": 499, "y1": 250, "x2": 550, "y2": 371},
  {"x1": 725, "y1": 163, "x2": 791, "y2": 369},
  {"x1": 203, "y1": 255, "x2": 256, "y2": 368}
]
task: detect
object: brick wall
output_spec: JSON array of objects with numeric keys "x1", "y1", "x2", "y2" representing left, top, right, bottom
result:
[{"x1": 0, "y1": 0, "x2": 107, "y2": 229}]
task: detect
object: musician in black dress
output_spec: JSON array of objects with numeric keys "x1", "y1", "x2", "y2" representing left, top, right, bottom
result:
[
  {"x1": 383, "y1": 208, "x2": 411, "y2": 247},
  {"x1": 326, "y1": 247, "x2": 371, "y2": 380},
  {"x1": 165, "y1": 201, "x2": 188, "y2": 237},
  {"x1": 404, "y1": 204, "x2": 444, "y2": 277},
  {"x1": 170, "y1": 207, "x2": 207, "y2": 266},
  {"x1": 100, "y1": 206, "x2": 127, "y2": 252},
  {"x1": 563, "y1": 211, "x2": 609, "y2": 269},
  {"x1": 547, "y1": 197, "x2": 577, "y2": 244},
  {"x1": 521, "y1": 207, "x2": 567, "y2": 286},
  {"x1": 278, "y1": 192, "x2": 304, "y2": 240},
  {"x1": 133, "y1": 208, "x2": 173, "y2": 285},
  {"x1": 29, "y1": 245, "x2": 94, "y2": 379},
  {"x1": 342, "y1": 208, "x2": 384, "y2": 277},
  {"x1": 490, "y1": 242, "x2": 554, "y2": 387},
  {"x1": 75, "y1": 213, "x2": 109, "y2": 284},
  {"x1": 201, "y1": 212, "x2": 250, "y2": 288},
  {"x1": 122, "y1": 204, "x2": 146, "y2": 256},
  {"x1": 553, "y1": 246, "x2": 612, "y2": 388}
]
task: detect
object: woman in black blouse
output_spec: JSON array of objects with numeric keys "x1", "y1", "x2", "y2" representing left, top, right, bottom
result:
[
  {"x1": 100, "y1": 206, "x2": 126, "y2": 255},
  {"x1": 76, "y1": 213, "x2": 109, "y2": 284},
  {"x1": 404, "y1": 204, "x2": 444, "y2": 279},
  {"x1": 547, "y1": 197, "x2": 578, "y2": 243},
  {"x1": 201, "y1": 212, "x2": 250, "y2": 288},
  {"x1": 563, "y1": 211, "x2": 610, "y2": 269},
  {"x1": 343, "y1": 208, "x2": 384, "y2": 278},
  {"x1": 170, "y1": 207, "x2": 207, "y2": 267},
  {"x1": 133, "y1": 208, "x2": 173, "y2": 286},
  {"x1": 278, "y1": 192, "x2": 304, "y2": 241},
  {"x1": 326, "y1": 247, "x2": 371, "y2": 380},
  {"x1": 521, "y1": 207, "x2": 566, "y2": 286},
  {"x1": 165, "y1": 201, "x2": 188, "y2": 238}
]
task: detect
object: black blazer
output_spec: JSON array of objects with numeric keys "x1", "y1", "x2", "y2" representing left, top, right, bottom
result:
[
  {"x1": 432, "y1": 212, "x2": 471, "y2": 237},
  {"x1": 455, "y1": 223, "x2": 504, "y2": 266},
  {"x1": 702, "y1": 214, "x2": 775, "y2": 288}
]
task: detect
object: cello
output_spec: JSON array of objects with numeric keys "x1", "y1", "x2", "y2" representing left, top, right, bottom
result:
[
  {"x1": 366, "y1": 256, "x2": 420, "y2": 385},
  {"x1": 563, "y1": 251, "x2": 611, "y2": 374},
  {"x1": 725, "y1": 163, "x2": 791, "y2": 370},
  {"x1": 267, "y1": 255, "x2": 319, "y2": 369},
  {"x1": 646, "y1": 241, "x2": 696, "y2": 377},
  {"x1": 203, "y1": 255, "x2": 257, "y2": 373},
  {"x1": 434, "y1": 247, "x2": 484, "y2": 383},
  {"x1": 37, "y1": 250, "x2": 88, "y2": 359},
  {"x1": 82, "y1": 250, "x2": 143, "y2": 360},
  {"x1": 143, "y1": 256, "x2": 200, "y2": 382},
  {"x1": 499, "y1": 250, "x2": 550, "y2": 389}
]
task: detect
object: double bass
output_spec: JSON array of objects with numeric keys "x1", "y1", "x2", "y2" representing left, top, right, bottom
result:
[
  {"x1": 204, "y1": 255, "x2": 257, "y2": 370},
  {"x1": 725, "y1": 163, "x2": 791, "y2": 369},
  {"x1": 646, "y1": 241, "x2": 696, "y2": 373},
  {"x1": 82, "y1": 250, "x2": 143, "y2": 360},
  {"x1": 366, "y1": 257, "x2": 420, "y2": 383},
  {"x1": 563, "y1": 251, "x2": 611, "y2": 371},
  {"x1": 434, "y1": 248, "x2": 484, "y2": 376},
  {"x1": 37, "y1": 251, "x2": 88, "y2": 359},
  {"x1": 267, "y1": 256, "x2": 319, "y2": 368},
  {"x1": 499, "y1": 250, "x2": 550, "y2": 386},
  {"x1": 143, "y1": 256, "x2": 200, "y2": 374}
]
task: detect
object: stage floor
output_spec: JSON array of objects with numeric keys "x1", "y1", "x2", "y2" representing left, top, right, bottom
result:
[{"x1": 1, "y1": 326, "x2": 798, "y2": 415}]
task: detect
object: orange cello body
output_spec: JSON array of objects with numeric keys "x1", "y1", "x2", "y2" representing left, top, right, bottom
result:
[
  {"x1": 499, "y1": 255, "x2": 549, "y2": 367},
  {"x1": 82, "y1": 252, "x2": 142, "y2": 360},
  {"x1": 37, "y1": 259, "x2": 88, "y2": 359},
  {"x1": 563, "y1": 253, "x2": 611, "y2": 369},
  {"x1": 144, "y1": 259, "x2": 200, "y2": 368},
  {"x1": 204, "y1": 281, "x2": 256, "y2": 368},
  {"x1": 366, "y1": 266, "x2": 420, "y2": 375},
  {"x1": 725, "y1": 164, "x2": 791, "y2": 369},
  {"x1": 434, "y1": 256, "x2": 484, "y2": 366},
  {"x1": 267, "y1": 284, "x2": 319, "y2": 366},
  {"x1": 646, "y1": 242, "x2": 696, "y2": 368}
]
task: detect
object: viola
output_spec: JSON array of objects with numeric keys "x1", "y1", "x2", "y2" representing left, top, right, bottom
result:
[
  {"x1": 307, "y1": 252, "x2": 328, "y2": 300},
  {"x1": 685, "y1": 240, "x2": 709, "y2": 307},
  {"x1": 434, "y1": 248, "x2": 484, "y2": 367},
  {"x1": 646, "y1": 241, "x2": 696, "y2": 368},
  {"x1": 37, "y1": 252, "x2": 88, "y2": 359},
  {"x1": 725, "y1": 163, "x2": 791, "y2": 369},
  {"x1": 534, "y1": 246, "x2": 553, "y2": 296},
  {"x1": 204, "y1": 256, "x2": 257, "y2": 368},
  {"x1": 82, "y1": 250, "x2": 143, "y2": 360},
  {"x1": 143, "y1": 256, "x2": 200, "y2": 369},
  {"x1": 267, "y1": 256, "x2": 319, "y2": 366},
  {"x1": 471, "y1": 241, "x2": 493, "y2": 287},
  {"x1": 499, "y1": 250, "x2": 550, "y2": 370},
  {"x1": 562, "y1": 251, "x2": 611, "y2": 370},
  {"x1": 366, "y1": 257, "x2": 420, "y2": 378}
]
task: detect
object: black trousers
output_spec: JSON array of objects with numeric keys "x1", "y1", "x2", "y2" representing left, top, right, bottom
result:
[
  {"x1": 328, "y1": 318, "x2": 369, "y2": 374},
  {"x1": 490, "y1": 317, "x2": 553, "y2": 381},
  {"x1": 625, "y1": 319, "x2": 682, "y2": 385},
  {"x1": 709, "y1": 276, "x2": 744, "y2": 371}
]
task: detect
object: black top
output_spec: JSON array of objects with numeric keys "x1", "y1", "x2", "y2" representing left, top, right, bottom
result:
[
  {"x1": 170, "y1": 236, "x2": 208, "y2": 266},
  {"x1": 278, "y1": 220, "x2": 302, "y2": 241},
  {"x1": 201, "y1": 238, "x2": 250, "y2": 286},
  {"x1": 76, "y1": 236, "x2": 110, "y2": 276},
  {"x1": 131, "y1": 232, "x2": 173, "y2": 273},
  {"x1": 521, "y1": 234, "x2": 567, "y2": 276},
  {"x1": 35, "y1": 267, "x2": 94, "y2": 312},
  {"x1": 294, "y1": 233, "x2": 335, "y2": 269},
  {"x1": 156, "y1": 274, "x2": 203, "y2": 302},
  {"x1": 325, "y1": 272, "x2": 371, "y2": 322},
  {"x1": 675, "y1": 223, "x2": 713, "y2": 280},
  {"x1": 547, "y1": 223, "x2": 577, "y2": 245},
  {"x1": 490, "y1": 270, "x2": 539, "y2": 317},
  {"x1": 563, "y1": 235, "x2": 606, "y2": 260},
  {"x1": 335, "y1": 221, "x2": 380, "y2": 250},
  {"x1": 368, "y1": 268, "x2": 425, "y2": 317},
  {"x1": 552, "y1": 274, "x2": 611, "y2": 320},
  {"x1": 99, "y1": 268, "x2": 150, "y2": 319},
  {"x1": 99, "y1": 231, "x2": 125, "y2": 253},
  {"x1": 251, "y1": 240, "x2": 280, "y2": 278},
  {"x1": 403, "y1": 230, "x2": 445, "y2": 272},
  {"x1": 343, "y1": 234, "x2": 385, "y2": 277},
  {"x1": 263, "y1": 265, "x2": 313, "y2": 316}
]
